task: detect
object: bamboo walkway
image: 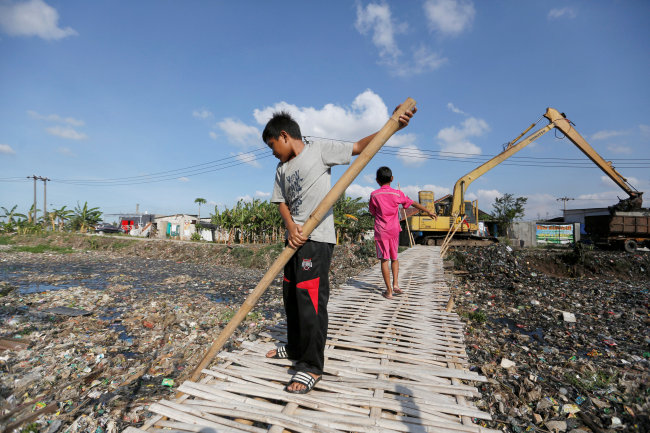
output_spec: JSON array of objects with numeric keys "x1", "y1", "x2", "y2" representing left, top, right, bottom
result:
[{"x1": 133, "y1": 245, "x2": 497, "y2": 433}]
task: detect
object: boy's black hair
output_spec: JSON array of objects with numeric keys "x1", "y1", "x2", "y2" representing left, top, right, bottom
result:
[
  {"x1": 262, "y1": 111, "x2": 302, "y2": 145},
  {"x1": 376, "y1": 166, "x2": 392, "y2": 185}
]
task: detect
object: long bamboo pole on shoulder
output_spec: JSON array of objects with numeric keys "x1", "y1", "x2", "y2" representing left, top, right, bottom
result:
[{"x1": 186, "y1": 97, "x2": 417, "y2": 386}]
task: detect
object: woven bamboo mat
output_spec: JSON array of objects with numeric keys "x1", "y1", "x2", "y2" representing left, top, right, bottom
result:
[{"x1": 135, "y1": 245, "x2": 497, "y2": 433}]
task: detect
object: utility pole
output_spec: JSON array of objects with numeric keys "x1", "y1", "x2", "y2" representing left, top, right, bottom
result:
[
  {"x1": 40, "y1": 177, "x2": 51, "y2": 224},
  {"x1": 27, "y1": 175, "x2": 38, "y2": 222},
  {"x1": 556, "y1": 196, "x2": 574, "y2": 214}
]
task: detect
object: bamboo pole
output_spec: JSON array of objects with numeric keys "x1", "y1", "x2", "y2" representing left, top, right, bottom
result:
[
  {"x1": 185, "y1": 97, "x2": 417, "y2": 386},
  {"x1": 398, "y1": 183, "x2": 414, "y2": 247},
  {"x1": 440, "y1": 214, "x2": 465, "y2": 258}
]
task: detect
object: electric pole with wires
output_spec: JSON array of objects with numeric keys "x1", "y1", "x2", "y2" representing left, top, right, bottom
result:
[{"x1": 557, "y1": 196, "x2": 574, "y2": 215}]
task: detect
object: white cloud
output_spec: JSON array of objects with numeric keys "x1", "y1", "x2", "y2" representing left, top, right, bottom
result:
[
  {"x1": 363, "y1": 174, "x2": 375, "y2": 184},
  {"x1": 56, "y1": 146, "x2": 75, "y2": 156},
  {"x1": 178, "y1": 177, "x2": 189, "y2": 182},
  {"x1": 424, "y1": 0, "x2": 475, "y2": 37},
  {"x1": 523, "y1": 193, "x2": 562, "y2": 220},
  {"x1": 254, "y1": 190, "x2": 270, "y2": 198},
  {"x1": 254, "y1": 90, "x2": 390, "y2": 141},
  {"x1": 355, "y1": 4, "x2": 446, "y2": 76},
  {"x1": 0, "y1": 144, "x2": 16, "y2": 155},
  {"x1": 355, "y1": 3, "x2": 403, "y2": 63},
  {"x1": 237, "y1": 194, "x2": 253, "y2": 203},
  {"x1": 447, "y1": 102, "x2": 466, "y2": 115},
  {"x1": 401, "y1": 184, "x2": 451, "y2": 201},
  {"x1": 346, "y1": 183, "x2": 376, "y2": 200},
  {"x1": 192, "y1": 109, "x2": 212, "y2": 119},
  {"x1": 403, "y1": 45, "x2": 447, "y2": 76},
  {"x1": 396, "y1": 144, "x2": 427, "y2": 166},
  {"x1": 28, "y1": 110, "x2": 84, "y2": 126},
  {"x1": 574, "y1": 191, "x2": 620, "y2": 209},
  {"x1": 591, "y1": 129, "x2": 627, "y2": 141},
  {"x1": 600, "y1": 175, "x2": 641, "y2": 188},
  {"x1": 217, "y1": 118, "x2": 260, "y2": 148},
  {"x1": 247, "y1": 91, "x2": 424, "y2": 168},
  {"x1": 606, "y1": 144, "x2": 632, "y2": 154},
  {"x1": 0, "y1": 0, "x2": 77, "y2": 40},
  {"x1": 209, "y1": 131, "x2": 217, "y2": 140},
  {"x1": 46, "y1": 126, "x2": 88, "y2": 140},
  {"x1": 436, "y1": 117, "x2": 488, "y2": 156},
  {"x1": 548, "y1": 7, "x2": 577, "y2": 20},
  {"x1": 235, "y1": 152, "x2": 261, "y2": 168},
  {"x1": 469, "y1": 189, "x2": 502, "y2": 208}
]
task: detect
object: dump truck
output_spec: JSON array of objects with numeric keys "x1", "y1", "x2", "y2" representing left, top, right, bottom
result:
[
  {"x1": 584, "y1": 211, "x2": 650, "y2": 252},
  {"x1": 405, "y1": 107, "x2": 646, "y2": 250}
]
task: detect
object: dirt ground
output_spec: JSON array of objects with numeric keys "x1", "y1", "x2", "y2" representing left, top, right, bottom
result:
[{"x1": 1, "y1": 234, "x2": 648, "y2": 432}]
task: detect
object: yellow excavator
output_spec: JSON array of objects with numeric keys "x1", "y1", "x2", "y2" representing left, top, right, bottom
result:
[{"x1": 406, "y1": 107, "x2": 644, "y2": 247}]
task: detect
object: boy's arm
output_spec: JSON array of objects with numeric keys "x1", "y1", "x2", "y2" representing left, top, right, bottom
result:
[
  {"x1": 411, "y1": 202, "x2": 437, "y2": 219},
  {"x1": 278, "y1": 202, "x2": 307, "y2": 248},
  {"x1": 352, "y1": 105, "x2": 417, "y2": 155}
]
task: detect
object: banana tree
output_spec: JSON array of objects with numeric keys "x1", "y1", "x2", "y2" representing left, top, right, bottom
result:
[
  {"x1": 71, "y1": 202, "x2": 102, "y2": 233},
  {"x1": 1, "y1": 205, "x2": 27, "y2": 233},
  {"x1": 333, "y1": 194, "x2": 372, "y2": 244},
  {"x1": 50, "y1": 205, "x2": 73, "y2": 231}
]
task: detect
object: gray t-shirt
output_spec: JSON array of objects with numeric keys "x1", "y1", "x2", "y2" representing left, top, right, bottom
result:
[{"x1": 271, "y1": 139, "x2": 354, "y2": 244}]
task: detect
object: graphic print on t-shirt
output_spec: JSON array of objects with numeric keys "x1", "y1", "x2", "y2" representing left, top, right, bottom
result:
[{"x1": 286, "y1": 170, "x2": 304, "y2": 215}]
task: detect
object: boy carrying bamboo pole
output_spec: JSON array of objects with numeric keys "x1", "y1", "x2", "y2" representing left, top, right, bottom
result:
[{"x1": 262, "y1": 105, "x2": 416, "y2": 393}]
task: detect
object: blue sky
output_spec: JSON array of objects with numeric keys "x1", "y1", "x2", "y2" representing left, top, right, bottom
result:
[{"x1": 1, "y1": 0, "x2": 649, "y2": 221}]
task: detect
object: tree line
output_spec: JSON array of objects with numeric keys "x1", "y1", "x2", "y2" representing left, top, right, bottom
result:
[
  {"x1": 0, "y1": 202, "x2": 102, "y2": 234},
  {"x1": 1, "y1": 194, "x2": 375, "y2": 245},
  {"x1": 205, "y1": 195, "x2": 374, "y2": 244}
]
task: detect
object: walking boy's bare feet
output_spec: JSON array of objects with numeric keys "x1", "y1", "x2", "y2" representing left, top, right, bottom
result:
[
  {"x1": 393, "y1": 285, "x2": 402, "y2": 294},
  {"x1": 266, "y1": 349, "x2": 278, "y2": 358},
  {"x1": 382, "y1": 290, "x2": 393, "y2": 299}
]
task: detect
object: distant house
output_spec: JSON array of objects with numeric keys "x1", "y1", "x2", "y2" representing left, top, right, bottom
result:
[
  {"x1": 153, "y1": 214, "x2": 216, "y2": 241},
  {"x1": 563, "y1": 207, "x2": 609, "y2": 235},
  {"x1": 118, "y1": 213, "x2": 155, "y2": 235}
]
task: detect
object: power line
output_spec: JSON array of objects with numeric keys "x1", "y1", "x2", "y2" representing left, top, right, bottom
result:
[{"x1": 5, "y1": 136, "x2": 649, "y2": 188}]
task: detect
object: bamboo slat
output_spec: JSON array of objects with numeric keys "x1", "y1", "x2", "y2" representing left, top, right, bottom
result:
[{"x1": 140, "y1": 246, "x2": 499, "y2": 433}]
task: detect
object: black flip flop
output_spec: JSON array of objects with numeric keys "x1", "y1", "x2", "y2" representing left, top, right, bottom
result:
[
  {"x1": 285, "y1": 371, "x2": 321, "y2": 394},
  {"x1": 268, "y1": 346, "x2": 289, "y2": 359}
]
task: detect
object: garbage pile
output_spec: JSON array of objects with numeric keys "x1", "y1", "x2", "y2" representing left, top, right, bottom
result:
[
  {"x1": 0, "y1": 239, "x2": 375, "y2": 432},
  {"x1": 448, "y1": 244, "x2": 649, "y2": 433}
]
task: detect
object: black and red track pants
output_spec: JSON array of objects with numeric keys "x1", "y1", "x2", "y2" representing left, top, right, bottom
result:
[{"x1": 283, "y1": 240, "x2": 334, "y2": 376}]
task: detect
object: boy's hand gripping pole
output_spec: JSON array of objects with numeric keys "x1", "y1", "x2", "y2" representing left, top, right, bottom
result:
[{"x1": 186, "y1": 97, "x2": 416, "y2": 385}]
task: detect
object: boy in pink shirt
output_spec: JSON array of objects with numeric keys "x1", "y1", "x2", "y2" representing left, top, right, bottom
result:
[{"x1": 369, "y1": 166, "x2": 437, "y2": 299}]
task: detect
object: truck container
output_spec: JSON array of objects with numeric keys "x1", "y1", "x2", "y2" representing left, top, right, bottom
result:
[{"x1": 584, "y1": 211, "x2": 650, "y2": 252}]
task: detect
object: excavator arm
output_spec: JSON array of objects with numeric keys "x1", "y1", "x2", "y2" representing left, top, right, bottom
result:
[
  {"x1": 544, "y1": 108, "x2": 643, "y2": 210},
  {"x1": 449, "y1": 107, "x2": 643, "y2": 216}
]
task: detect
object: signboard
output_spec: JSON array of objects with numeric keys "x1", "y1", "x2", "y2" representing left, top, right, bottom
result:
[{"x1": 536, "y1": 224, "x2": 574, "y2": 244}]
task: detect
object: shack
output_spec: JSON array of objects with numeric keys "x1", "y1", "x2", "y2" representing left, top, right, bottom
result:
[
  {"x1": 153, "y1": 214, "x2": 215, "y2": 241},
  {"x1": 117, "y1": 213, "x2": 155, "y2": 235}
]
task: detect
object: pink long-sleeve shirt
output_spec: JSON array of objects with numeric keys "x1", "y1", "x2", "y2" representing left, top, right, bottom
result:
[{"x1": 368, "y1": 184, "x2": 413, "y2": 240}]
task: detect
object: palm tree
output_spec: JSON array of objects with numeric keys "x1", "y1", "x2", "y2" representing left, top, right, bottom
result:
[{"x1": 194, "y1": 197, "x2": 207, "y2": 222}]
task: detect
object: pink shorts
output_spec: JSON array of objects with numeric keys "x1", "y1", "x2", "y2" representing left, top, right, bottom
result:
[{"x1": 375, "y1": 237, "x2": 398, "y2": 261}]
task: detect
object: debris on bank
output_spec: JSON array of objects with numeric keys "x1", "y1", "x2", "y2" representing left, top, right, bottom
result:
[
  {"x1": 0, "y1": 237, "x2": 374, "y2": 433},
  {"x1": 447, "y1": 244, "x2": 649, "y2": 433}
]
